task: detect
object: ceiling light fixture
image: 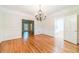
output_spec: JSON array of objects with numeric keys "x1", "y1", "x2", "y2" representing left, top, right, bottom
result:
[{"x1": 35, "y1": 5, "x2": 46, "y2": 21}]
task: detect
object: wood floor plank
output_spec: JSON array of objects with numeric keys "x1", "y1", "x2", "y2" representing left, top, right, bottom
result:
[{"x1": 0, "y1": 34, "x2": 79, "y2": 53}]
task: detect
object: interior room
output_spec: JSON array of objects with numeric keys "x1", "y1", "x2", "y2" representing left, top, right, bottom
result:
[{"x1": 0, "y1": 5, "x2": 79, "y2": 53}]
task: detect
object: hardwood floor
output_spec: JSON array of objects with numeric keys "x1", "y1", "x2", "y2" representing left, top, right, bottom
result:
[
  {"x1": 63, "y1": 41, "x2": 79, "y2": 53},
  {"x1": 0, "y1": 34, "x2": 79, "y2": 53}
]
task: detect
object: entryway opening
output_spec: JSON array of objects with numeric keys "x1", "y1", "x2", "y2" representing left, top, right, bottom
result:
[{"x1": 22, "y1": 19, "x2": 34, "y2": 41}]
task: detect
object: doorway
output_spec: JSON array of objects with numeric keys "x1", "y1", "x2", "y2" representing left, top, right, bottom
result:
[{"x1": 22, "y1": 19, "x2": 34, "y2": 40}]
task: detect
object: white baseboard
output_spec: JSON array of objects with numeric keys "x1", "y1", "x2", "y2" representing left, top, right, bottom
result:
[{"x1": 0, "y1": 36, "x2": 21, "y2": 43}]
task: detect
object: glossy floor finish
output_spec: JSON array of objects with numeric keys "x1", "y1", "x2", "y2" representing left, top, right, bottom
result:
[
  {"x1": 63, "y1": 41, "x2": 79, "y2": 53},
  {"x1": 0, "y1": 35, "x2": 54, "y2": 53},
  {"x1": 0, "y1": 35, "x2": 79, "y2": 53}
]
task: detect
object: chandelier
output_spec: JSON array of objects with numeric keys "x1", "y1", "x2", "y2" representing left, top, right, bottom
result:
[{"x1": 35, "y1": 5, "x2": 46, "y2": 21}]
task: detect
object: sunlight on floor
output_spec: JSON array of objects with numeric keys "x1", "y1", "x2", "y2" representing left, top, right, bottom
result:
[{"x1": 23, "y1": 32, "x2": 29, "y2": 41}]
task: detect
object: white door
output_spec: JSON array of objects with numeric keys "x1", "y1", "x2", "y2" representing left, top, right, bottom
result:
[{"x1": 54, "y1": 18, "x2": 64, "y2": 52}]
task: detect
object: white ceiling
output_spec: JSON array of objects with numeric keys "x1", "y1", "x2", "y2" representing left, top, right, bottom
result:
[{"x1": 0, "y1": 5, "x2": 79, "y2": 16}]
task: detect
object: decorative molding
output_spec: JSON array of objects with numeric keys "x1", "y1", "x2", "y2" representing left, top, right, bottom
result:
[
  {"x1": 0, "y1": 36, "x2": 21, "y2": 43},
  {"x1": 64, "y1": 40, "x2": 77, "y2": 45},
  {"x1": 0, "y1": 6, "x2": 33, "y2": 19}
]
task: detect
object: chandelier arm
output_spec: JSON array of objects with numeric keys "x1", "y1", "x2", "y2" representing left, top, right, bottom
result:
[{"x1": 35, "y1": 5, "x2": 46, "y2": 21}]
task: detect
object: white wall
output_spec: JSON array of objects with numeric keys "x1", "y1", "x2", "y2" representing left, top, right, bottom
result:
[
  {"x1": 64, "y1": 14, "x2": 77, "y2": 44},
  {"x1": 0, "y1": 7, "x2": 34, "y2": 42},
  {"x1": 34, "y1": 16, "x2": 55, "y2": 36},
  {"x1": 34, "y1": 20, "x2": 43, "y2": 35},
  {"x1": 48, "y1": 14, "x2": 78, "y2": 44},
  {"x1": 4, "y1": 12, "x2": 22, "y2": 41},
  {"x1": 0, "y1": 9, "x2": 5, "y2": 42},
  {"x1": 42, "y1": 17, "x2": 55, "y2": 36}
]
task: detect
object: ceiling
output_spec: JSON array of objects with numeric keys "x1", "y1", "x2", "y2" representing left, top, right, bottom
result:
[{"x1": 0, "y1": 5, "x2": 79, "y2": 17}]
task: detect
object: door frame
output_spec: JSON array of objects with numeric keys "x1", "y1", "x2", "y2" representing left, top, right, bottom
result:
[{"x1": 22, "y1": 19, "x2": 34, "y2": 38}]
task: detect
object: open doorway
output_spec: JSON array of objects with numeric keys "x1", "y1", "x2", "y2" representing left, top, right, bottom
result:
[{"x1": 22, "y1": 19, "x2": 34, "y2": 41}]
